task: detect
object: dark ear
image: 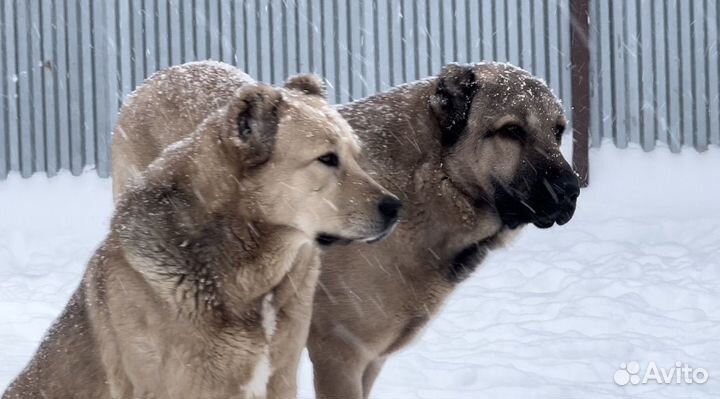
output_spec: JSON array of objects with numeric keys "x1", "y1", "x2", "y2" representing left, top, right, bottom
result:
[
  {"x1": 428, "y1": 63, "x2": 479, "y2": 147},
  {"x1": 283, "y1": 74, "x2": 326, "y2": 98},
  {"x1": 227, "y1": 84, "x2": 282, "y2": 166}
]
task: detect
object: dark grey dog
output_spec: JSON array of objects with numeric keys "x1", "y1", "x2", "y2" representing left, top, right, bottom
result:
[{"x1": 308, "y1": 63, "x2": 579, "y2": 399}]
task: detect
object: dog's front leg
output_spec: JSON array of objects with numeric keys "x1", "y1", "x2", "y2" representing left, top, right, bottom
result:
[
  {"x1": 266, "y1": 245, "x2": 319, "y2": 399},
  {"x1": 361, "y1": 357, "x2": 387, "y2": 399},
  {"x1": 266, "y1": 362, "x2": 299, "y2": 399},
  {"x1": 308, "y1": 322, "x2": 377, "y2": 399},
  {"x1": 312, "y1": 360, "x2": 365, "y2": 399}
]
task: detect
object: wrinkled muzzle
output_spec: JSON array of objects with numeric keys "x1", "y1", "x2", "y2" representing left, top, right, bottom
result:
[{"x1": 493, "y1": 163, "x2": 580, "y2": 229}]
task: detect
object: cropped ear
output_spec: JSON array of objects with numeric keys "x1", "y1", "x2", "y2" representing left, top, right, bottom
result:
[
  {"x1": 283, "y1": 74, "x2": 326, "y2": 98},
  {"x1": 225, "y1": 84, "x2": 282, "y2": 166},
  {"x1": 428, "y1": 63, "x2": 479, "y2": 147}
]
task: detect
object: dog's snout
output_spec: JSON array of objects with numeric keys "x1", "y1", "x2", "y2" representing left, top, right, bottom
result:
[
  {"x1": 557, "y1": 172, "x2": 580, "y2": 203},
  {"x1": 548, "y1": 171, "x2": 579, "y2": 226},
  {"x1": 378, "y1": 196, "x2": 402, "y2": 222}
]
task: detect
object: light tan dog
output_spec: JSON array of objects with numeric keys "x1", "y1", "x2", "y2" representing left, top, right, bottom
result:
[{"x1": 2, "y1": 62, "x2": 399, "y2": 399}]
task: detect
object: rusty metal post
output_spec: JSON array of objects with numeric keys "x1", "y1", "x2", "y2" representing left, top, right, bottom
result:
[{"x1": 570, "y1": 0, "x2": 590, "y2": 187}]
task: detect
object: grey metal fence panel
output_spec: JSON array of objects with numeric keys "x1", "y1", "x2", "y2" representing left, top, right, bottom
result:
[
  {"x1": 0, "y1": 4, "x2": 6, "y2": 177},
  {"x1": 5, "y1": 1, "x2": 19, "y2": 176},
  {"x1": 590, "y1": 0, "x2": 719, "y2": 152},
  {"x1": 709, "y1": 0, "x2": 720, "y2": 147},
  {"x1": 1, "y1": 0, "x2": 579, "y2": 179}
]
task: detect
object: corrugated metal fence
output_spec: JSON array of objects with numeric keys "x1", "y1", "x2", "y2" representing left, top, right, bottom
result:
[
  {"x1": 1, "y1": 0, "x2": 574, "y2": 178},
  {"x1": 589, "y1": 0, "x2": 719, "y2": 152},
  {"x1": 0, "y1": 0, "x2": 716, "y2": 179}
]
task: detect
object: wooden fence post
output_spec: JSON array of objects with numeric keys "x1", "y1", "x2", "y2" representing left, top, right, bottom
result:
[{"x1": 570, "y1": 0, "x2": 590, "y2": 187}]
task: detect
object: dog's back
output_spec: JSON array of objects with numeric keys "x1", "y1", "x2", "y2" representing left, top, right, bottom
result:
[{"x1": 112, "y1": 61, "x2": 252, "y2": 198}]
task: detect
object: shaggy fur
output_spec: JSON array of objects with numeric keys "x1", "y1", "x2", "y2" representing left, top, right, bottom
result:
[
  {"x1": 307, "y1": 63, "x2": 580, "y2": 399},
  {"x1": 3, "y1": 62, "x2": 398, "y2": 399},
  {"x1": 103, "y1": 61, "x2": 578, "y2": 399}
]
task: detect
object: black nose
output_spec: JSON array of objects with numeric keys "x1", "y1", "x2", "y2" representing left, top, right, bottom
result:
[
  {"x1": 558, "y1": 172, "x2": 580, "y2": 203},
  {"x1": 549, "y1": 172, "x2": 580, "y2": 226},
  {"x1": 378, "y1": 196, "x2": 402, "y2": 222}
]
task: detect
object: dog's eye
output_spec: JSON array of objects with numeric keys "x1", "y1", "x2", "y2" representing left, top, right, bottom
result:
[
  {"x1": 493, "y1": 125, "x2": 526, "y2": 142},
  {"x1": 317, "y1": 152, "x2": 339, "y2": 167}
]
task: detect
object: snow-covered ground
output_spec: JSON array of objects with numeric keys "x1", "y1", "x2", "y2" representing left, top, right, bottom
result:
[{"x1": 1, "y1": 145, "x2": 719, "y2": 398}]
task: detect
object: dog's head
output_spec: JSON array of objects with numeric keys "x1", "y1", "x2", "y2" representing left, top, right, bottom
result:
[
  {"x1": 430, "y1": 63, "x2": 579, "y2": 229},
  {"x1": 204, "y1": 76, "x2": 400, "y2": 245}
]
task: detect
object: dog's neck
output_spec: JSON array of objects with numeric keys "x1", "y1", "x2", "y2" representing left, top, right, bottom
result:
[{"x1": 114, "y1": 154, "x2": 309, "y2": 325}]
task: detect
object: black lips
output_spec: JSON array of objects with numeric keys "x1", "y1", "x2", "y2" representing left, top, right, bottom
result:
[
  {"x1": 493, "y1": 170, "x2": 579, "y2": 229},
  {"x1": 315, "y1": 234, "x2": 352, "y2": 246}
]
